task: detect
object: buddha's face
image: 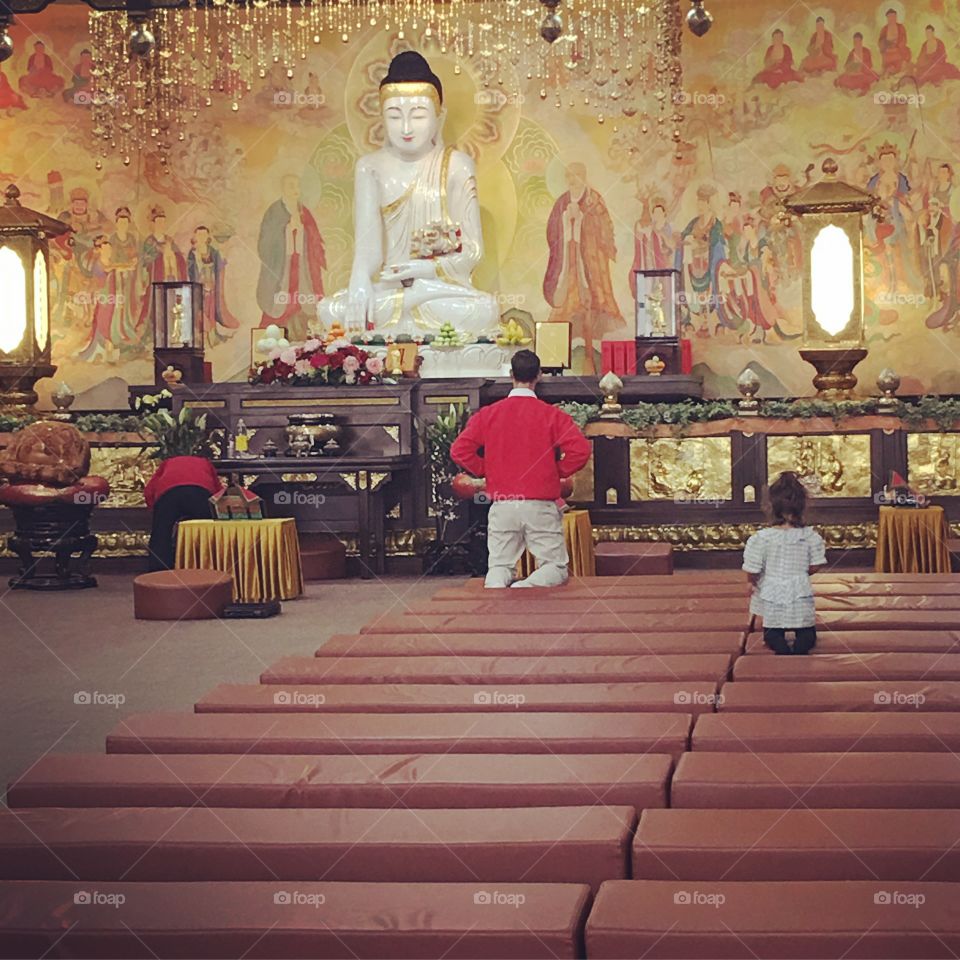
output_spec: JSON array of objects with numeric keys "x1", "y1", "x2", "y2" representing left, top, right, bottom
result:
[{"x1": 382, "y1": 95, "x2": 440, "y2": 157}]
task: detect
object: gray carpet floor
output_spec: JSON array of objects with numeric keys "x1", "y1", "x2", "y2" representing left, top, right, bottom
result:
[{"x1": 0, "y1": 572, "x2": 461, "y2": 798}]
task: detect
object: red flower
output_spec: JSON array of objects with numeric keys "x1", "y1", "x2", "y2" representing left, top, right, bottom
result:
[
  {"x1": 259, "y1": 367, "x2": 276, "y2": 385},
  {"x1": 273, "y1": 361, "x2": 292, "y2": 379},
  {"x1": 309, "y1": 351, "x2": 330, "y2": 368},
  {"x1": 328, "y1": 352, "x2": 345, "y2": 370}
]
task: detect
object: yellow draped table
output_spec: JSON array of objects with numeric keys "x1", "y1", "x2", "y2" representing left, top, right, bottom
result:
[
  {"x1": 875, "y1": 505, "x2": 951, "y2": 574},
  {"x1": 175, "y1": 518, "x2": 304, "y2": 602},
  {"x1": 518, "y1": 508, "x2": 595, "y2": 579}
]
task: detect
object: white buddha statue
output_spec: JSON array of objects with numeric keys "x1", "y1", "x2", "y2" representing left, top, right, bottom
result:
[{"x1": 318, "y1": 51, "x2": 498, "y2": 339}]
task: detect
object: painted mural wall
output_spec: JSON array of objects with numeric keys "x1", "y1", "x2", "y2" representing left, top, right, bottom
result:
[{"x1": 1, "y1": 0, "x2": 957, "y2": 402}]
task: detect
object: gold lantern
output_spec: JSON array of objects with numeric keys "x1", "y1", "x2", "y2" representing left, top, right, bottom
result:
[
  {"x1": 784, "y1": 158, "x2": 878, "y2": 399},
  {"x1": 0, "y1": 184, "x2": 68, "y2": 411}
]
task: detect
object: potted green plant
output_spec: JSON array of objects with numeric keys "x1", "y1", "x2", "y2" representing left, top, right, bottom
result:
[
  {"x1": 140, "y1": 407, "x2": 209, "y2": 460},
  {"x1": 421, "y1": 402, "x2": 480, "y2": 574}
]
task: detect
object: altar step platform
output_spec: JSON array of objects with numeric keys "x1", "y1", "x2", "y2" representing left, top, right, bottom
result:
[
  {"x1": 671, "y1": 752, "x2": 960, "y2": 808},
  {"x1": 196, "y1": 681, "x2": 722, "y2": 715},
  {"x1": 691, "y1": 712, "x2": 960, "y2": 753},
  {"x1": 405, "y1": 594, "x2": 960, "y2": 613},
  {"x1": 318, "y1": 630, "x2": 745, "y2": 657},
  {"x1": 439, "y1": 578, "x2": 960, "y2": 597},
  {"x1": 318, "y1": 629, "x2": 960, "y2": 656},
  {"x1": 105, "y1": 711, "x2": 693, "y2": 760},
  {"x1": 456, "y1": 571, "x2": 960, "y2": 591},
  {"x1": 368, "y1": 609, "x2": 960, "y2": 634},
  {"x1": 0, "y1": 880, "x2": 591, "y2": 960},
  {"x1": 586, "y1": 881, "x2": 960, "y2": 959},
  {"x1": 260, "y1": 653, "x2": 733, "y2": 685},
  {"x1": 733, "y1": 652, "x2": 960, "y2": 682},
  {"x1": 633, "y1": 808, "x2": 960, "y2": 881},
  {"x1": 0, "y1": 806, "x2": 633, "y2": 890},
  {"x1": 717, "y1": 680, "x2": 960, "y2": 712},
  {"x1": 7, "y1": 753, "x2": 673, "y2": 811}
]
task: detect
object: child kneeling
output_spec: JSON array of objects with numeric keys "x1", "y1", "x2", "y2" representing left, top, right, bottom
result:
[{"x1": 743, "y1": 471, "x2": 827, "y2": 655}]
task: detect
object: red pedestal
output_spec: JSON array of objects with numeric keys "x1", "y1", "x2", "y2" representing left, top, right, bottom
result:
[
  {"x1": 680, "y1": 339, "x2": 693, "y2": 375},
  {"x1": 601, "y1": 341, "x2": 637, "y2": 376}
]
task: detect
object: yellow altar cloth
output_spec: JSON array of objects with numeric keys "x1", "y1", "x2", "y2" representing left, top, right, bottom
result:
[
  {"x1": 875, "y1": 505, "x2": 951, "y2": 574},
  {"x1": 175, "y1": 518, "x2": 304, "y2": 602},
  {"x1": 518, "y1": 508, "x2": 595, "y2": 579}
]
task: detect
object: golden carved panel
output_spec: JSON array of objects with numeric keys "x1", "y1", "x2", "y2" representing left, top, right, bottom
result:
[
  {"x1": 595, "y1": 522, "x2": 876, "y2": 552},
  {"x1": 629, "y1": 438, "x2": 732, "y2": 502},
  {"x1": 908, "y1": 434, "x2": 960, "y2": 496},
  {"x1": 570, "y1": 453, "x2": 595, "y2": 502},
  {"x1": 766, "y1": 434, "x2": 871, "y2": 498},
  {"x1": 88, "y1": 446, "x2": 157, "y2": 508}
]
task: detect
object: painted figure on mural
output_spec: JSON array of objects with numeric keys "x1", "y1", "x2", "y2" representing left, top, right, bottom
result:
[
  {"x1": 878, "y1": 8, "x2": 912, "y2": 77},
  {"x1": 55, "y1": 186, "x2": 108, "y2": 328},
  {"x1": 759, "y1": 164, "x2": 805, "y2": 272},
  {"x1": 543, "y1": 162, "x2": 625, "y2": 374},
  {"x1": 723, "y1": 193, "x2": 745, "y2": 266},
  {"x1": 926, "y1": 162, "x2": 954, "y2": 208},
  {"x1": 0, "y1": 62, "x2": 27, "y2": 113},
  {"x1": 917, "y1": 197, "x2": 952, "y2": 297},
  {"x1": 297, "y1": 72, "x2": 328, "y2": 121},
  {"x1": 78, "y1": 236, "x2": 120, "y2": 364},
  {"x1": 137, "y1": 205, "x2": 188, "y2": 328},
  {"x1": 630, "y1": 197, "x2": 676, "y2": 298},
  {"x1": 256, "y1": 174, "x2": 326, "y2": 342},
  {"x1": 867, "y1": 141, "x2": 916, "y2": 293},
  {"x1": 18, "y1": 41, "x2": 64, "y2": 98},
  {"x1": 924, "y1": 219, "x2": 960, "y2": 333},
  {"x1": 108, "y1": 207, "x2": 140, "y2": 346},
  {"x1": 738, "y1": 215, "x2": 791, "y2": 342},
  {"x1": 915, "y1": 24, "x2": 960, "y2": 85},
  {"x1": 62, "y1": 48, "x2": 94, "y2": 105},
  {"x1": 835, "y1": 33, "x2": 879, "y2": 95},
  {"x1": 188, "y1": 225, "x2": 239, "y2": 348},
  {"x1": 752, "y1": 29, "x2": 804, "y2": 89},
  {"x1": 676, "y1": 184, "x2": 728, "y2": 334},
  {"x1": 801, "y1": 17, "x2": 837, "y2": 76}
]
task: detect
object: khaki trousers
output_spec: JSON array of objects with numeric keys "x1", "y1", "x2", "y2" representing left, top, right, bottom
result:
[{"x1": 485, "y1": 499, "x2": 569, "y2": 588}]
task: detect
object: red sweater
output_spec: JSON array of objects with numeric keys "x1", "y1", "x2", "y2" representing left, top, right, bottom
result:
[
  {"x1": 450, "y1": 390, "x2": 591, "y2": 501},
  {"x1": 143, "y1": 456, "x2": 222, "y2": 508}
]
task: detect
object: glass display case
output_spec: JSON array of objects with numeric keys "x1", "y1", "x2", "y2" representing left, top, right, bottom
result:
[{"x1": 151, "y1": 280, "x2": 206, "y2": 385}]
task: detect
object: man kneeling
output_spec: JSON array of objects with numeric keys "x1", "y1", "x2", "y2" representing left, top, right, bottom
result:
[{"x1": 451, "y1": 349, "x2": 591, "y2": 588}]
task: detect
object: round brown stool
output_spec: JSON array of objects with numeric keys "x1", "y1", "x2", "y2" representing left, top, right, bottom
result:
[
  {"x1": 133, "y1": 569, "x2": 234, "y2": 620},
  {"x1": 299, "y1": 533, "x2": 347, "y2": 581}
]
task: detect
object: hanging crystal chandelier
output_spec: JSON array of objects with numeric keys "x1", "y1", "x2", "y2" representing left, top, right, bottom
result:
[{"x1": 85, "y1": 0, "x2": 684, "y2": 168}]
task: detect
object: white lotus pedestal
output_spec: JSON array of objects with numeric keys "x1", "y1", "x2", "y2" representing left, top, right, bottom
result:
[{"x1": 411, "y1": 342, "x2": 521, "y2": 379}]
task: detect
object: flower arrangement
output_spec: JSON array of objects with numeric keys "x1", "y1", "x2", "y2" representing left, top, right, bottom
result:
[
  {"x1": 133, "y1": 389, "x2": 174, "y2": 412},
  {"x1": 140, "y1": 407, "x2": 210, "y2": 460},
  {"x1": 249, "y1": 338, "x2": 385, "y2": 387}
]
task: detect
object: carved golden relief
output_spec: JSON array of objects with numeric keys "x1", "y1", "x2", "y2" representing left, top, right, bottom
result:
[
  {"x1": 595, "y1": 522, "x2": 877, "y2": 551},
  {"x1": 570, "y1": 453, "x2": 595, "y2": 502},
  {"x1": 629, "y1": 438, "x2": 732, "y2": 502},
  {"x1": 908, "y1": 434, "x2": 960, "y2": 495},
  {"x1": 88, "y1": 446, "x2": 157, "y2": 508},
  {"x1": 766, "y1": 434, "x2": 871, "y2": 498}
]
